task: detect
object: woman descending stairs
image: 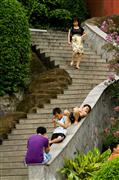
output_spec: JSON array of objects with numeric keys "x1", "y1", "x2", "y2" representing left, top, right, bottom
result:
[{"x1": 0, "y1": 30, "x2": 109, "y2": 180}]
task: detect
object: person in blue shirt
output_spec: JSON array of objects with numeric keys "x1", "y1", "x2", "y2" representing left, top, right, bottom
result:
[{"x1": 49, "y1": 107, "x2": 71, "y2": 145}]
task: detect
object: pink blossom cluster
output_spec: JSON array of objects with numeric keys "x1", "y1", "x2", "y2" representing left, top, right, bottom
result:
[{"x1": 114, "y1": 106, "x2": 119, "y2": 112}]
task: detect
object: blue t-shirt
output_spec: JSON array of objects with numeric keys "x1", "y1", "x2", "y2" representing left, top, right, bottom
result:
[{"x1": 25, "y1": 134, "x2": 49, "y2": 164}]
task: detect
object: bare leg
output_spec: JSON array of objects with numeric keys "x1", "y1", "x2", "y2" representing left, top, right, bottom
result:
[
  {"x1": 70, "y1": 51, "x2": 76, "y2": 66},
  {"x1": 76, "y1": 54, "x2": 82, "y2": 69},
  {"x1": 49, "y1": 136, "x2": 64, "y2": 145}
]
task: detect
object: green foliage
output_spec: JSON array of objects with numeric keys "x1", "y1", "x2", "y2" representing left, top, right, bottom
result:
[
  {"x1": 93, "y1": 157, "x2": 119, "y2": 180},
  {"x1": 59, "y1": 148, "x2": 111, "y2": 180},
  {"x1": 18, "y1": 0, "x2": 88, "y2": 29},
  {"x1": 63, "y1": 0, "x2": 89, "y2": 22},
  {"x1": 103, "y1": 118, "x2": 119, "y2": 151},
  {"x1": 0, "y1": 0, "x2": 31, "y2": 96}
]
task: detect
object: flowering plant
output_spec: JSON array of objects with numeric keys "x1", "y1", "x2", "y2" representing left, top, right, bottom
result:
[
  {"x1": 100, "y1": 17, "x2": 119, "y2": 75},
  {"x1": 102, "y1": 117, "x2": 119, "y2": 151}
]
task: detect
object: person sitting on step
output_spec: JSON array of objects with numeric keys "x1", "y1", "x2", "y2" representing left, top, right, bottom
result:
[
  {"x1": 64, "y1": 104, "x2": 92, "y2": 124},
  {"x1": 25, "y1": 126, "x2": 51, "y2": 164},
  {"x1": 49, "y1": 107, "x2": 71, "y2": 146}
]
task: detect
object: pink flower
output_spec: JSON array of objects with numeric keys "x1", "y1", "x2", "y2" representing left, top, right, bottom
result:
[
  {"x1": 113, "y1": 130, "x2": 119, "y2": 137},
  {"x1": 114, "y1": 106, "x2": 119, "y2": 112},
  {"x1": 110, "y1": 117, "x2": 116, "y2": 126},
  {"x1": 104, "y1": 128, "x2": 110, "y2": 135}
]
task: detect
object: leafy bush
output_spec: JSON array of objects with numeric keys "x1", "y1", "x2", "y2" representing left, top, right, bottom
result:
[
  {"x1": 59, "y1": 148, "x2": 111, "y2": 180},
  {"x1": 93, "y1": 157, "x2": 119, "y2": 180},
  {"x1": 18, "y1": 0, "x2": 89, "y2": 29},
  {"x1": 102, "y1": 117, "x2": 119, "y2": 151},
  {"x1": 0, "y1": 0, "x2": 31, "y2": 96}
]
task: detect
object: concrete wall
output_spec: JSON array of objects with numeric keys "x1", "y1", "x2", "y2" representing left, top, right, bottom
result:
[
  {"x1": 84, "y1": 23, "x2": 113, "y2": 62},
  {"x1": 28, "y1": 80, "x2": 117, "y2": 180}
]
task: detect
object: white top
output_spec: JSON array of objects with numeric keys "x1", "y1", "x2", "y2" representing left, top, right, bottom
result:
[{"x1": 53, "y1": 116, "x2": 67, "y2": 135}]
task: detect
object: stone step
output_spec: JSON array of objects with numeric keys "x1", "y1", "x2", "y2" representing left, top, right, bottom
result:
[
  {"x1": 69, "y1": 74, "x2": 106, "y2": 79},
  {"x1": 0, "y1": 156, "x2": 25, "y2": 163},
  {"x1": 11, "y1": 128, "x2": 53, "y2": 135},
  {"x1": 32, "y1": 34, "x2": 67, "y2": 39},
  {"x1": 72, "y1": 78, "x2": 104, "y2": 84},
  {"x1": 66, "y1": 69, "x2": 108, "y2": 75},
  {"x1": 0, "y1": 168, "x2": 28, "y2": 176},
  {"x1": 0, "y1": 162, "x2": 25, "y2": 169},
  {"x1": 59, "y1": 64, "x2": 108, "y2": 71},
  {"x1": 8, "y1": 133, "x2": 44, "y2": 140},
  {"x1": 16, "y1": 123, "x2": 53, "y2": 130},
  {"x1": 2, "y1": 139, "x2": 27, "y2": 146},
  {"x1": 44, "y1": 52, "x2": 102, "y2": 59},
  {"x1": 34, "y1": 39, "x2": 68, "y2": 43},
  {"x1": 0, "y1": 176, "x2": 28, "y2": 180},
  {"x1": 68, "y1": 83, "x2": 96, "y2": 89},
  {"x1": 0, "y1": 145, "x2": 26, "y2": 152},
  {"x1": 19, "y1": 118, "x2": 52, "y2": 124},
  {"x1": 63, "y1": 89, "x2": 91, "y2": 95},
  {"x1": 1, "y1": 150, "x2": 26, "y2": 157},
  {"x1": 38, "y1": 46, "x2": 95, "y2": 53},
  {"x1": 57, "y1": 93, "x2": 88, "y2": 99},
  {"x1": 50, "y1": 97, "x2": 84, "y2": 104},
  {"x1": 40, "y1": 48, "x2": 97, "y2": 55},
  {"x1": 36, "y1": 44, "x2": 91, "y2": 51},
  {"x1": 44, "y1": 102, "x2": 82, "y2": 109}
]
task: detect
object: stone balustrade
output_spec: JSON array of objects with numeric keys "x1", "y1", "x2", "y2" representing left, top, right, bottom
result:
[{"x1": 84, "y1": 23, "x2": 113, "y2": 62}]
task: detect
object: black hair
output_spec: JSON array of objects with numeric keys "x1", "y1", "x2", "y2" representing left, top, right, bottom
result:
[
  {"x1": 83, "y1": 104, "x2": 92, "y2": 113},
  {"x1": 72, "y1": 17, "x2": 81, "y2": 26},
  {"x1": 110, "y1": 142, "x2": 119, "y2": 152},
  {"x1": 36, "y1": 127, "x2": 47, "y2": 135},
  {"x1": 53, "y1": 107, "x2": 62, "y2": 115}
]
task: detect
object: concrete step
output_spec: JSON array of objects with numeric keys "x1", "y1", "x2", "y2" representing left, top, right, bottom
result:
[
  {"x1": 36, "y1": 44, "x2": 91, "y2": 51},
  {"x1": 0, "y1": 155, "x2": 25, "y2": 163},
  {"x1": 66, "y1": 69, "x2": 108, "y2": 75},
  {"x1": 0, "y1": 168, "x2": 28, "y2": 176},
  {"x1": 16, "y1": 123, "x2": 53, "y2": 130},
  {"x1": 8, "y1": 133, "x2": 52, "y2": 140},
  {"x1": 3, "y1": 139, "x2": 28, "y2": 146},
  {"x1": 0, "y1": 162, "x2": 26, "y2": 169},
  {"x1": 1, "y1": 150, "x2": 26, "y2": 157},
  {"x1": 44, "y1": 52, "x2": 102, "y2": 59},
  {"x1": 0, "y1": 145, "x2": 26, "y2": 152},
  {"x1": 50, "y1": 97, "x2": 84, "y2": 104},
  {"x1": 19, "y1": 118, "x2": 52, "y2": 124},
  {"x1": 0, "y1": 176, "x2": 28, "y2": 180},
  {"x1": 59, "y1": 64, "x2": 108, "y2": 71},
  {"x1": 63, "y1": 89, "x2": 91, "y2": 95},
  {"x1": 36, "y1": 45, "x2": 92, "y2": 51},
  {"x1": 57, "y1": 93, "x2": 88, "y2": 99},
  {"x1": 44, "y1": 102, "x2": 82, "y2": 109},
  {"x1": 40, "y1": 47, "x2": 97, "y2": 58},
  {"x1": 72, "y1": 78, "x2": 104, "y2": 84},
  {"x1": 11, "y1": 128, "x2": 53, "y2": 135},
  {"x1": 69, "y1": 74, "x2": 106, "y2": 79},
  {"x1": 19, "y1": 117, "x2": 52, "y2": 124}
]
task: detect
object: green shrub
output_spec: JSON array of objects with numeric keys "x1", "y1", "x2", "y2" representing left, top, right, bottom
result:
[
  {"x1": 0, "y1": 0, "x2": 31, "y2": 96},
  {"x1": 102, "y1": 117, "x2": 119, "y2": 151},
  {"x1": 18, "y1": 0, "x2": 89, "y2": 29},
  {"x1": 93, "y1": 157, "x2": 119, "y2": 180},
  {"x1": 59, "y1": 148, "x2": 111, "y2": 180}
]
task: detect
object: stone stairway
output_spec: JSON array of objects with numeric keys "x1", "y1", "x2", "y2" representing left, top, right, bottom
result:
[{"x1": 0, "y1": 30, "x2": 109, "y2": 180}]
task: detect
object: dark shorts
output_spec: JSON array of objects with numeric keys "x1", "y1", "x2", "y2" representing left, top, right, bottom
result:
[
  {"x1": 69, "y1": 112, "x2": 81, "y2": 123},
  {"x1": 51, "y1": 133, "x2": 66, "y2": 143}
]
